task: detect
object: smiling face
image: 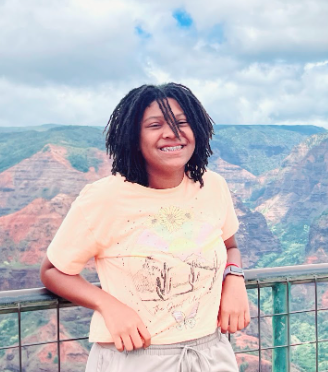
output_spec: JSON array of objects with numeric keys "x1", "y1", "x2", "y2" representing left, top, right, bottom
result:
[{"x1": 140, "y1": 98, "x2": 195, "y2": 186}]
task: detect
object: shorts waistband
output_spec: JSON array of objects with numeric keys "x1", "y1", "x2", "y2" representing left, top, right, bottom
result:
[{"x1": 98, "y1": 330, "x2": 221, "y2": 356}]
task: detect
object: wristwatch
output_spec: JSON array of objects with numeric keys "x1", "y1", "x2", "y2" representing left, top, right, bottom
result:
[{"x1": 223, "y1": 265, "x2": 245, "y2": 281}]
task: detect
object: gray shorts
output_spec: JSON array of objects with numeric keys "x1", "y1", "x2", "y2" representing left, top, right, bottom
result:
[{"x1": 85, "y1": 330, "x2": 238, "y2": 372}]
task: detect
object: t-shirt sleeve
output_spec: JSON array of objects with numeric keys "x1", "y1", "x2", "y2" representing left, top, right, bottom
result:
[
  {"x1": 221, "y1": 177, "x2": 239, "y2": 241},
  {"x1": 47, "y1": 186, "x2": 100, "y2": 275}
]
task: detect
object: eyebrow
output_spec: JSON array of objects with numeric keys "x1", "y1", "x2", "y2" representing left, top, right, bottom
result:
[{"x1": 142, "y1": 113, "x2": 186, "y2": 123}]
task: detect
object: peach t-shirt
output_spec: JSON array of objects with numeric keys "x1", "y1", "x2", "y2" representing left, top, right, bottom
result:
[{"x1": 47, "y1": 170, "x2": 239, "y2": 344}]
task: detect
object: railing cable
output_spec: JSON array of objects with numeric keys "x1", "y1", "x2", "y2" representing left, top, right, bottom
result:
[
  {"x1": 314, "y1": 276, "x2": 318, "y2": 372},
  {"x1": 257, "y1": 279, "x2": 261, "y2": 372},
  {"x1": 56, "y1": 299, "x2": 61, "y2": 372},
  {"x1": 18, "y1": 302, "x2": 22, "y2": 372},
  {"x1": 286, "y1": 278, "x2": 291, "y2": 372}
]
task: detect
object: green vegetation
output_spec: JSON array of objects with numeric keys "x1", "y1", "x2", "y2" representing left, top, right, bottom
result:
[
  {"x1": 239, "y1": 362, "x2": 249, "y2": 372},
  {"x1": 0, "y1": 125, "x2": 105, "y2": 173},
  {"x1": 243, "y1": 286, "x2": 328, "y2": 371},
  {"x1": 0, "y1": 315, "x2": 18, "y2": 351},
  {"x1": 0, "y1": 308, "x2": 92, "y2": 370},
  {"x1": 0, "y1": 124, "x2": 62, "y2": 133},
  {"x1": 211, "y1": 124, "x2": 326, "y2": 175},
  {"x1": 255, "y1": 222, "x2": 310, "y2": 268},
  {"x1": 1, "y1": 123, "x2": 326, "y2": 175},
  {"x1": 256, "y1": 242, "x2": 305, "y2": 268},
  {"x1": 66, "y1": 147, "x2": 102, "y2": 173}
]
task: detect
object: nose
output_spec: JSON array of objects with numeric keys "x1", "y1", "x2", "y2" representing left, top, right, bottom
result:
[{"x1": 162, "y1": 123, "x2": 177, "y2": 138}]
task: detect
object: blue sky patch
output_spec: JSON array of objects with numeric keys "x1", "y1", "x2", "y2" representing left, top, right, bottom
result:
[
  {"x1": 172, "y1": 9, "x2": 193, "y2": 28},
  {"x1": 208, "y1": 23, "x2": 225, "y2": 44},
  {"x1": 135, "y1": 26, "x2": 151, "y2": 39}
]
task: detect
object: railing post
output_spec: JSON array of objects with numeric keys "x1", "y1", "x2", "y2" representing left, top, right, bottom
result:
[{"x1": 272, "y1": 282, "x2": 288, "y2": 372}]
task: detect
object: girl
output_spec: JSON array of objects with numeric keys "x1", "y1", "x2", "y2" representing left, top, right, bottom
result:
[{"x1": 40, "y1": 83, "x2": 250, "y2": 372}]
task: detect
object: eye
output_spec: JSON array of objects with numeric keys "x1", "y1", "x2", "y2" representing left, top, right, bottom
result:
[
  {"x1": 148, "y1": 122, "x2": 161, "y2": 128},
  {"x1": 177, "y1": 121, "x2": 189, "y2": 127}
]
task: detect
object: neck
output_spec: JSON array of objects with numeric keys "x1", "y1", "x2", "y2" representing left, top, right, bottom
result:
[{"x1": 147, "y1": 170, "x2": 185, "y2": 189}]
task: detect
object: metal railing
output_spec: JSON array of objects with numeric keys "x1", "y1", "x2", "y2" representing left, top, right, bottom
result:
[
  {"x1": 1, "y1": 263, "x2": 328, "y2": 372},
  {"x1": 237, "y1": 264, "x2": 328, "y2": 372}
]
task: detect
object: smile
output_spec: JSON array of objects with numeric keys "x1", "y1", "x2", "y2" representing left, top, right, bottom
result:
[{"x1": 160, "y1": 145, "x2": 184, "y2": 152}]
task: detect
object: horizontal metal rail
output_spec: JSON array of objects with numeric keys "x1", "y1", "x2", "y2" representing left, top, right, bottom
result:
[
  {"x1": 2, "y1": 263, "x2": 328, "y2": 313},
  {"x1": 1, "y1": 263, "x2": 328, "y2": 371}
]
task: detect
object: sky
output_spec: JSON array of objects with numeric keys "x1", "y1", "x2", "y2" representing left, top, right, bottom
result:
[{"x1": 0, "y1": 0, "x2": 328, "y2": 128}]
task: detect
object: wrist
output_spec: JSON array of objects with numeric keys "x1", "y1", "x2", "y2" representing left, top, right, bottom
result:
[
  {"x1": 95, "y1": 290, "x2": 116, "y2": 314},
  {"x1": 224, "y1": 274, "x2": 245, "y2": 281}
]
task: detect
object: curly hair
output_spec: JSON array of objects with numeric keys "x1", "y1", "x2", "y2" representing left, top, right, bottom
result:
[{"x1": 104, "y1": 83, "x2": 214, "y2": 187}]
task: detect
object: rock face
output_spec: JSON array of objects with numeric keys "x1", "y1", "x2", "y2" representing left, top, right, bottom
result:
[
  {"x1": 0, "y1": 125, "x2": 327, "y2": 290},
  {"x1": 0, "y1": 314, "x2": 90, "y2": 372},
  {"x1": 211, "y1": 124, "x2": 326, "y2": 175},
  {"x1": 255, "y1": 133, "x2": 328, "y2": 225},
  {"x1": 211, "y1": 157, "x2": 259, "y2": 201},
  {"x1": 233, "y1": 194, "x2": 282, "y2": 268},
  {"x1": 0, "y1": 195, "x2": 73, "y2": 262},
  {"x1": 0, "y1": 143, "x2": 280, "y2": 293},
  {"x1": 0, "y1": 144, "x2": 112, "y2": 217},
  {"x1": 0, "y1": 193, "x2": 99, "y2": 289},
  {"x1": 0, "y1": 193, "x2": 75, "y2": 290},
  {"x1": 250, "y1": 133, "x2": 328, "y2": 265},
  {"x1": 305, "y1": 211, "x2": 328, "y2": 262},
  {"x1": 0, "y1": 144, "x2": 109, "y2": 290}
]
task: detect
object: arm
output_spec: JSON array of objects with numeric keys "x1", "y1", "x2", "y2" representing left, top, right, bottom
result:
[
  {"x1": 40, "y1": 256, "x2": 151, "y2": 351},
  {"x1": 217, "y1": 235, "x2": 250, "y2": 333}
]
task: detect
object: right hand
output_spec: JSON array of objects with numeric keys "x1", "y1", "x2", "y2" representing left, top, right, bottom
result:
[
  {"x1": 98, "y1": 295, "x2": 151, "y2": 352},
  {"x1": 40, "y1": 257, "x2": 150, "y2": 352}
]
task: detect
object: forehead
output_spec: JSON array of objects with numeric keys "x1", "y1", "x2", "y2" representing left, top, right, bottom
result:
[{"x1": 142, "y1": 98, "x2": 185, "y2": 121}]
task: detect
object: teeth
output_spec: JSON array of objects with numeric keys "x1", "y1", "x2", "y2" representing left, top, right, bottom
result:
[{"x1": 161, "y1": 146, "x2": 183, "y2": 152}]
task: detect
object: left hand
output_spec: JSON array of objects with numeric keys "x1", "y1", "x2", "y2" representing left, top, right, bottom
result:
[{"x1": 217, "y1": 275, "x2": 250, "y2": 333}]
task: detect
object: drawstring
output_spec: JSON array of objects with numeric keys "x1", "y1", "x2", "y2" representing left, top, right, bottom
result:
[{"x1": 176, "y1": 345, "x2": 211, "y2": 372}]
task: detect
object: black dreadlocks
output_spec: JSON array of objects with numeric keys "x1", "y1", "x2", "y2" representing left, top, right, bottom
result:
[{"x1": 104, "y1": 83, "x2": 214, "y2": 187}]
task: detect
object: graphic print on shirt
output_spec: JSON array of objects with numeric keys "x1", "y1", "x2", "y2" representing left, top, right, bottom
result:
[
  {"x1": 172, "y1": 302, "x2": 199, "y2": 330},
  {"x1": 128, "y1": 205, "x2": 226, "y2": 320}
]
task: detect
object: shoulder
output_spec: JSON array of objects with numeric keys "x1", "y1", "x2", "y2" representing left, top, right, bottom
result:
[
  {"x1": 75, "y1": 174, "x2": 122, "y2": 208},
  {"x1": 203, "y1": 170, "x2": 228, "y2": 188}
]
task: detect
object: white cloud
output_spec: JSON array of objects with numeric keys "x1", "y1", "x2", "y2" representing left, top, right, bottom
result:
[
  {"x1": 305, "y1": 60, "x2": 328, "y2": 71},
  {"x1": 0, "y1": 0, "x2": 327, "y2": 128},
  {"x1": 0, "y1": 78, "x2": 141, "y2": 127},
  {"x1": 179, "y1": 0, "x2": 328, "y2": 59}
]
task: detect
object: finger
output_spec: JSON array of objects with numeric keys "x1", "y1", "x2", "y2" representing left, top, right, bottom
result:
[
  {"x1": 130, "y1": 328, "x2": 144, "y2": 350},
  {"x1": 228, "y1": 313, "x2": 238, "y2": 333},
  {"x1": 121, "y1": 334, "x2": 133, "y2": 352},
  {"x1": 113, "y1": 336, "x2": 124, "y2": 352},
  {"x1": 137, "y1": 322, "x2": 151, "y2": 348},
  {"x1": 219, "y1": 312, "x2": 229, "y2": 334},
  {"x1": 244, "y1": 309, "x2": 251, "y2": 327},
  {"x1": 238, "y1": 313, "x2": 245, "y2": 331}
]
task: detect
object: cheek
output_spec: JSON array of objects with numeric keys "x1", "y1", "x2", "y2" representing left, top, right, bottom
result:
[
  {"x1": 139, "y1": 137, "x2": 155, "y2": 160},
  {"x1": 139, "y1": 143, "x2": 148, "y2": 160}
]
